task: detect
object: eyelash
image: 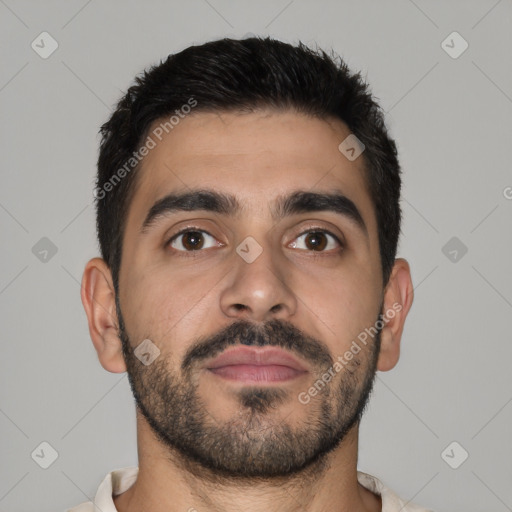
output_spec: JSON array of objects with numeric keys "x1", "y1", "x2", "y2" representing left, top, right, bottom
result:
[{"x1": 165, "y1": 226, "x2": 344, "y2": 255}]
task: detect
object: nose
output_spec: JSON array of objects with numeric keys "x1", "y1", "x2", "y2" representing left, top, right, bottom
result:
[{"x1": 219, "y1": 240, "x2": 298, "y2": 323}]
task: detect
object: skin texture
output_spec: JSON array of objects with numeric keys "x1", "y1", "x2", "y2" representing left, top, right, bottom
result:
[{"x1": 81, "y1": 109, "x2": 414, "y2": 512}]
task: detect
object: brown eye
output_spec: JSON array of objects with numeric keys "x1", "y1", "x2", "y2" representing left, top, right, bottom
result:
[
  {"x1": 181, "y1": 231, "x2": 204, "y2": 250},
  {"x1": 169, "y1": 230, "x2": 218, "y2": 251},
  {"x1": 290, "y1": 230, "x2": 342, "y2": 252},
  {"x1": 304, "y1": 232, "x2": 327, "y2": 251}
]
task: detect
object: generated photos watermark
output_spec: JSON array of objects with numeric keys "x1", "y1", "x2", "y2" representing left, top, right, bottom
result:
[
  {"x1": 298, "y1": 302, "x2": 403, "y2": 405},
  {"x1": 93, "y1": 96, "x2": 198, "y2": 200}
]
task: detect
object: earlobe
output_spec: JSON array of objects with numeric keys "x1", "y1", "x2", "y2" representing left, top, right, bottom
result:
[
  {"x1": 80, "y1": 258, "x2": 127, "y2": 373},
  {"x1": 376, "y1": 258, "x2": 414, "y2": 372}
]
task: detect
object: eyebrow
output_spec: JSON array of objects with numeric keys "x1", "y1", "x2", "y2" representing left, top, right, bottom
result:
[{"x1": 140, "y1": 188, "x2": 368, "y2": 237}]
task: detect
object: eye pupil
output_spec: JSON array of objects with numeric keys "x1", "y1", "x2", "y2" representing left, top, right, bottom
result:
[
  {"x1": 183, "y1": 231, "x2": 204, "y2": 250},
  {"x1": 305, "y1": 232, "x2": 327, "y2": 251}
]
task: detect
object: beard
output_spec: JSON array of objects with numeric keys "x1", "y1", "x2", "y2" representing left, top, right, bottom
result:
[{"x1": 116, "y1": 297, "x2": 381, "y2": 481}]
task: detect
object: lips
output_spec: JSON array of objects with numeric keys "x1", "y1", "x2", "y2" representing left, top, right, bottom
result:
[
  {"x1": 206, "y1": 346, "x2": 307, "y2": 370},
  {"x1": 205, "y1": 346, "x2": 308, "y2": 382}
]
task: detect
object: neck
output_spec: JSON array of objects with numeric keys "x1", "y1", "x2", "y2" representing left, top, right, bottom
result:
[{"x1": 114, "y1": 413, "x2": 381, "y2": 512}]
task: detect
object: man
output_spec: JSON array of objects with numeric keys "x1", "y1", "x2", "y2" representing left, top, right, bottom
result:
[{"x1": 73, "y1": 37, "x2": 431, "y2": 511}]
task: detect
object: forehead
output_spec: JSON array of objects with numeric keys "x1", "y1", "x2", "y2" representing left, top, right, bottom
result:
[{"x1": 126, "y1": 109, "x2": 376, "y2": 233}]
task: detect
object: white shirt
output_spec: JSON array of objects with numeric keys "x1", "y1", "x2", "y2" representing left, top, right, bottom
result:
[{"x1": 67, "y1": 466, "x2": 433, "y2": 512}]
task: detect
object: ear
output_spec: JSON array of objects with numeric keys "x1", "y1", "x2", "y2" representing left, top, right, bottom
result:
[
  {"x1": 80, "y1": 257, "x2": 127, "y2": 373},
  {"x1": 376, "y1": 258, "x2": 414, "y2": 372}
]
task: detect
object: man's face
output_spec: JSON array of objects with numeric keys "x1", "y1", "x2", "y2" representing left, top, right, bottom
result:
[{"x1": 117, "y1": 109, "x2": 384, "y2": 478}]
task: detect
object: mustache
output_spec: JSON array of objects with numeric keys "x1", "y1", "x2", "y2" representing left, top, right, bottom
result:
[{"x1": 181, "y1": 319, "x2": 334, "y2": 373}]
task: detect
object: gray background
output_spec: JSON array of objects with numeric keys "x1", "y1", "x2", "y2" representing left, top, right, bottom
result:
[{"x1": 1, "y1": 1, "x2": 511, "y2": 511}]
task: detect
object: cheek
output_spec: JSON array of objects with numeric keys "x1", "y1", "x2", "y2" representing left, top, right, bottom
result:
[
  {"x1": 293, "y1": 263, "x2": 380, "y2": 350},
  {"x1": 119, "y1": 263, "x2": 222, "y2": 352}
]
